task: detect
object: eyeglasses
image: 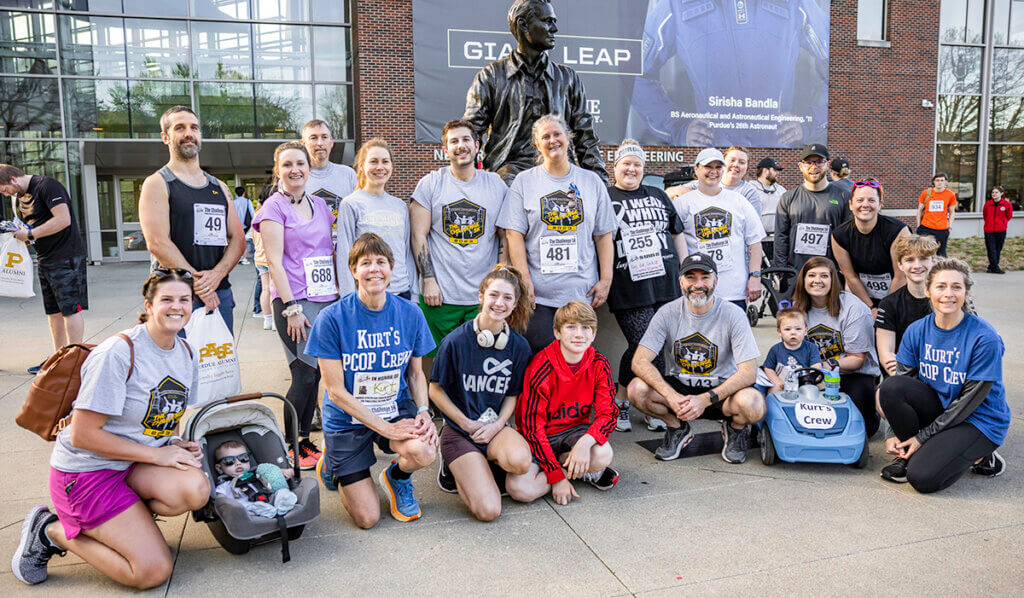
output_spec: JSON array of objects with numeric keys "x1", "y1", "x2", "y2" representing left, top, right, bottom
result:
[
  {"x1": 153, "y1": 266, "x2": 193, "y2": 280},
  {"x1": 216, "y1": 453, "x2": 250, "y2": 466},
  {"x1": 800, "y1": 159, "x2": 826, "y2": 167},
  {"x1": 853, "y1": 179, "x2": 882, "y2": 188}
]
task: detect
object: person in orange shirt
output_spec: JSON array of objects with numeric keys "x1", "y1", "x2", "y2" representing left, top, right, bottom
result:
[{"x1": 916, "y1": 172, "x2": 957, "y2": 256}]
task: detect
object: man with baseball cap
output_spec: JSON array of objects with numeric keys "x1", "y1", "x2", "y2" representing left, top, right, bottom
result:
[
  {"x1": 773, "y1": 144, "x2": 851, "y2": 271},
  {"x1": 627, "y1": 252, "x2": 764, "y2": 464},
  {"x1": 753, "y1": 157, "x2": 786, "y2": 263},
  {"x1": 672, "y1": 148, "x2": 765, "y2": 312},
  {"x1": 830, "y1": 157, "x2": 854, "y2": 194}
]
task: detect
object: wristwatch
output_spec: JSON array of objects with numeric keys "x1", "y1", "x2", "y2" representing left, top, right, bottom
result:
[
  {"x1": 25, "y1": 226, "x2": 35, "y2": 244},
  {"x1": 748, "y1": 270, "x2": 761, "y2": 278},
  {"x1": 706, "y1": 389, "x2": 720, "y2": 405}
]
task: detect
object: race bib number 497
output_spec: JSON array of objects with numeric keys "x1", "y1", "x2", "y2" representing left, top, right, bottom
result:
[{"x1": 794, "y1": 223, "x2": 829, "y2": 256}]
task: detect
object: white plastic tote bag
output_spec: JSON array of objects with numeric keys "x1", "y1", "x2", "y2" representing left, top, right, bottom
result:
[
  {"x1": 184, "y1": 307, "x2": 242, "y2": 406},
  {"x1": 0, "y1": 232, "x2": 35, "y2": 298}
]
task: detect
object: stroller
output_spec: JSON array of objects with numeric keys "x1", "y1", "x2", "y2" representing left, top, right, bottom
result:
[
  {"x1": 746, "y1": 245, "x2": 798, "y2": 327},
  {"x1": 185, "y1": 392, "x2": 320, "y2": 562}
]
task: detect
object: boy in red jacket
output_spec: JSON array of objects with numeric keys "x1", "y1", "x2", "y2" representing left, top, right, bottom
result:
[{"x1": 507, "y1": 301, "x2": 620, "y2": 506}]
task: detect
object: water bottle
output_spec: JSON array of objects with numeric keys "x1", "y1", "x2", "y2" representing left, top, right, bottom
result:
[
  {"x1": 783, "y1": 368, "x2": 798, "y2": 392},
  {"x1": 824, "y1": 362, "x2": 841, "y2": 401}
]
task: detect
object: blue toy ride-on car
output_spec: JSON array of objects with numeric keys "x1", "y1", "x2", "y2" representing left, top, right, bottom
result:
[{"x1": 758, "y1": 368, "x2": 869, "y2": 468}]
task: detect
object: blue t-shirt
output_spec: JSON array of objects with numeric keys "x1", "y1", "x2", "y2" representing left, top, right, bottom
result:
[
  {"x1": 756, "y1": 340, "x2": 821, "y2": 387},
  {"x1": 430, "y1": 321, "x2": 532, "y2": 438},
  {"x1": 305, "y1": 292, "x2": 435, "y2": 432},
  {"x1": 897, "y1": 314, "x2": 1010, "y2": 445}
]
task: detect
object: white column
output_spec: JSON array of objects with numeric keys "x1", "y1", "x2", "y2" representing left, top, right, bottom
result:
[{"x1": 81, "y1": 161, "x2": 102, "y2": 264}]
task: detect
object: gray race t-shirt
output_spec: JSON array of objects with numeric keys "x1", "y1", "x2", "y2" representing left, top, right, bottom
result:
[
  {"x1": 496, "y1": 164, "x2": 616, "y2": 308},
  {"x1": 50, "y1": 324, "x2": 199, "y2": 472},
  {"x1": 639, "y1": 296, "x2": 760, "y2": 388},
  {"x1": 411, "y1": 167, "x2": 508, "y2": 305},
  {"x1": 806, "y1": 291, "x2": 881, "y2": 377},
  {"x1": 686, "y1": 178, "x2": 762, "y2": 216},
  {"x1": 336, "y1": 189, "x2": 416, "y2": 295},
  {"x1": 308, "y1": 162, "x2": 358, "y2": 243},
  {"x1": 752, "y1": 180, "x2": 786, "y2": 234}
]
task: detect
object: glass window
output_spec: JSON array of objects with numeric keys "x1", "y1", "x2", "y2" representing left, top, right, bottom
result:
[
  {"x1": 0, "y1": 1, "x2": 53, "y2": 8},
  {"x1": 935, "y1": 144, "x2": 979, "y2": 211},
  {"x1": 991, "y1": 48, "x2": 1024, "y2": 95},
  {"x1": 191, "y1": 0, "x2": 249, "y2": 19},
  {"x1": 65, "y1": 1, "x2": 122, "y2": 12},
  {"x1": 255, "y1": 82, "x2": 311, "y2": 138},
  {"x1": 940, "y1": 0, "x2": 986, "y2": 44},
  {"x1": 314, "y1": 84, "x2": 353, "y2": 140},
  {"x1": 993, "y1": 0, "x2": 1024, "y2": 45},
  {"x1": 253, "y1": 0, "x2": 308, "y2": 21},
  {"x1": 312, "y1": 0, "x2": 349, "y2": 24},
  {"x1": 857, "y1": 0, "x2": 887, "y2": 41},
  {"x1": 64, "y1": 78, "x2": 130, "y2": 138},
  {"x1": 129, "y1": 80, "x2": 190, "y2": 138},
  {"x1": 937, "y1": 45, "x2": 983, "y2": 94},
  {"x1": 0, "y1": 140, "x2": 66, "y2": 185},
  {"x1": 126, "y1": 0, "x2": 186, "y2": 17},
  {"x1": 0, "y1": 11, "x2": 56, "y2": 75},
  {"x1": 193, "y1": 21, "x2": 251, "y2": 80},
  {"x1": 125, "y1": 18, "x2": 190, "y2": 79},
  {"x1": 59, "y1": 15, "x2": 127, "y2": 77},
  {"x1": 990, "y1": 96, "x2": 1024, "y2": 142},
  {"x1": 987, "y1": 144, "x2": 1024, "y2": 207},
  {"x1": 194, "y1": 81, "x2": 255, "y2": 138},
  {"x1": 0, "y1": 76, "x2": 62, "y2": 137},
  {"x1": 312, "y1": 26, "x2": 350, "y2": 81},
  {"x1": 936, "y1": 95, "x2": 981, "y2": 141},
  {"x1": 253, "y1": 23, "x2": 309, "y2": 80}
]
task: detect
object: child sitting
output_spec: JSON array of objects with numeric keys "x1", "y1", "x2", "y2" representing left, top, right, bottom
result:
[
  {"x1": 756, "y1": 309, "x2": 823, "y2": 395},
  {"x1": 506, "y1": 302, "x2": 620, "y2": 506},
  {"x1": 214, "y1": 440, "x2": 297, "y2": 518}
]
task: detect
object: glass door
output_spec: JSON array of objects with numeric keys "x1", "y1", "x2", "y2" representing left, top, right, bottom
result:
[
  {"x1": 96, "y1": 176, "x2": 121, "y2": 260},
  {"x1": 116, "y1": 177, "x2": 151, "y2": 261}
]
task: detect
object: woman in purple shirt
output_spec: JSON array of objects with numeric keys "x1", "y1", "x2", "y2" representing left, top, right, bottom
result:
[{"x1": 253, "y1": 141, "x2": 338, "y2": 470}]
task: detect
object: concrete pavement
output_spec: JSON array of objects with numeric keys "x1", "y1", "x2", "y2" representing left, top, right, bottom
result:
[{"x1": 1, "y1": 263, "x2": 1022, "y2": 596}]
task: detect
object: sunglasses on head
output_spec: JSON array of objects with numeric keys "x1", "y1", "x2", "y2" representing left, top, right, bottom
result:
[
  {"x1": 153, "y1": 266, "x2": 194, "y2": 280},
  {"x1": 216, "y1": 453, "x2": 250, "y2": 466},
  {"x1": 853, "y1": 179, "x2": 882, "y2": 188}
]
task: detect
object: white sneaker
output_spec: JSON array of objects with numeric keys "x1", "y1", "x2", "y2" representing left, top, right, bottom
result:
[
  {"x1": 252, "y1": 312, "x2": 263, "y2": 319},
  {"x1": 646, "y1": 416, "x2": 667, "y2": 432},
  {"x1": 263, "y1": 315, "x2": 274, "y2": 330},
  {"x1": 615, "y1": 401, "x2": 632, "y2": 432}
]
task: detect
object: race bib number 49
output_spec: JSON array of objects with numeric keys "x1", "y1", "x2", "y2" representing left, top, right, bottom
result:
[
  {"x1": 193, "y1": 204, "x2": 227, "y2": 246},
  {"x1": 540, "y1": 235, "x2": 579, "y2": 274},
  {"x1": 794, "y1": 223, "x2": 829, "y2": 256}
]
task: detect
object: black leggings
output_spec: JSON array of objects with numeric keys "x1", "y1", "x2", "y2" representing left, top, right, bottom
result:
[
  {"x1": 841, "y1": 372, "x2": 880, "y2": 438},
  {"x1": 985, "y1": 231, "x2": 1006, "y2": 269},
  {"x1": 272, "y1": 300, "x2": 321, "y2": 439},
  {"x1": 612, "y1": 304, "x2": 665, "y2": 388},
  {"x1": 879, "y1": 376, "x2": 997, "y2": 494},
  {"x1": 524, "y1": 304, "x2": 558, "y2": 355}
]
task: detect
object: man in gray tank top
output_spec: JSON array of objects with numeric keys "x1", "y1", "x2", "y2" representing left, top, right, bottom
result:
[{"x1": 139, "y1": 106, "x2": 245, "y2": 333}]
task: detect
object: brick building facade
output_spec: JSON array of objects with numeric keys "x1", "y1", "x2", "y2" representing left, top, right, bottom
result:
[{"x1": 354, "y1": 0, "x2": 940, "y2": 210}]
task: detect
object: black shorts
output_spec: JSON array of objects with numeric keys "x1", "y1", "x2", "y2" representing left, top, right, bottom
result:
[
  {"x1": 37, "y1": 255, "x2": 88, "y2": 316},
  {"x1": 665, "y1": 377, "x2": 728, "y2": 421},
  {"x1": 541, "y1": 423, "x2": 590, "y2": 461},
  {"x1": 323, "y1": 400, "x2": 418, "y2": 480}
]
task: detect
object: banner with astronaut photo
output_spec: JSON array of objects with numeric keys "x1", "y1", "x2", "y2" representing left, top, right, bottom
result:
[{"x1": 413, "y1": 0, "x2": 830, "y2": 149}]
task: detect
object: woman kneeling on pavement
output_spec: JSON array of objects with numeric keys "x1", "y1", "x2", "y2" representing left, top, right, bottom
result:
[
  {"x1": 14, "y1": 270, "x2": 208, "y2": 589},
  {"x1": 878, "y1": 258, "x2": 1009, "y2": 492},
  {"x1": 306, "y1": 233, "x2": 437, "y2": 526},
  {"x1": 793, "y1": 257, "x2": 882, "y2": 437},
  {"x1": 253, "y1": 141, "x2": 338, "y2": 470},
  {"x1": 430, "y1": 265, "x2": 535, "y2": 520}
]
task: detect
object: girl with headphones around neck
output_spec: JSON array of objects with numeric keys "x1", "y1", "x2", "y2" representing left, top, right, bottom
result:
[{"x1": 428, "y1": 265, "x2": 536, "y2": 521}]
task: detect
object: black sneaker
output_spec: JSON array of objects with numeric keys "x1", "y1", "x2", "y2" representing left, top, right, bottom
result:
[
  {"x1": 580, "y1": 466, "x2": 620, "y2": 490},
  {"x1": 721, "y1": 422, "x2": 749, "y2": 464},
  {"x1": 654, "y1": 423, "x2": 694, "y2": 461},
  {"x1": 437, "y1": 452, "x2": 457, "y2": 494},
  {"x1": 971, "y1": 451, "x2": 1006, "y2": 477},
  {"x1": 11, "y1": 505, "x2": 64, "y2": 585},
  {"x1": 881, "y1": 457, "x2": 909, "y2": 483}
]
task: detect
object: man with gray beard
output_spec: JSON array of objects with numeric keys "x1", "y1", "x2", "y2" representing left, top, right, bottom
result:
[
  {"x1": 139, "y1": 106, "x2": 245, "y2": 333},
  {"x1": 626, "y1": 253, "x2": 764, "y2": 464}
]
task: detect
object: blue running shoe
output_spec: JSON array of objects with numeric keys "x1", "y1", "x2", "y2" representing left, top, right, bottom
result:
[
  {"x1": 378, "y1": 461, "x2": 420, "y2": 522},
  {"x1": 317, "y1": 454, "x2": 337, "y2": 492}
]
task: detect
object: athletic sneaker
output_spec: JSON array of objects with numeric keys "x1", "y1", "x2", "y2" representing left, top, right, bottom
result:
[
  {"x1": 316, "y1": 454, "x2": 337, "y2": 492},
  {"x1": 615, "y1": 402, "x2": 632, "y2": 432},
  {"x1": 646, "y1": 415, "x2": 667, "y2": 432},
  {"x1": 721, "y1": 423, "x2": 749, "y2": 464},
  {"x1": 436, "y1": 452, "x2": 457, "y2": 494},
  {"x1": 290, "y1": 438, "x2": 321, "y2": 470},
  {"x1": 379, "y1": 461, "x2": 421, "y2": 522},
  {"x1": 880, "y1": 457, "x2": 909, "y2": 483},
  {"x1": 580, "y1": 466, "x2": 620, "y2": 491},
  {"x1": 263, "y1": 315, "x2": 274, "y2": 330},
  {"x1": 655, "y1": 423, "x2": 694, "y2": 461},
  {"x1": 971, "y1": 451, "x2": 1006, "y2": 477},
  {"x1": 310, "y1": 404, "x2": 322, "y2": 432},
  {"x1": 252, "y1": 311, "x2": 263, "y2": 318},
  {"x1": 11, "y1": 505, "x2": 64, "y2": 585},
  {"x1": 27, "y1": 362, "x2": 43, "y2": 375}
]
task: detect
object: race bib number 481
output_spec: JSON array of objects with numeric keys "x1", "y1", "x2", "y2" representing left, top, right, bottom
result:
[{"x1": 540, "y1": 235, "x2": 579, "y2": 274}]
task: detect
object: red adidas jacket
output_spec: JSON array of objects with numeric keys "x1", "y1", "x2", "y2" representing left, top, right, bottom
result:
[
  {"x1": 983, "y1": 198, "x2": 1013, "y2": 233},
  {"x1": 516, "y1": 341, "x2": 618, "y2": 484}
]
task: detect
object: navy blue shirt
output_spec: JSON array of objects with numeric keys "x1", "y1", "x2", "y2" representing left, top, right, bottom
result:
[
  {"x1": 430, "y1": 321, "x2": 532, "y2": 438},
  {"x1": 756, "y1": 339, "x2": 822, "y2": 387}
]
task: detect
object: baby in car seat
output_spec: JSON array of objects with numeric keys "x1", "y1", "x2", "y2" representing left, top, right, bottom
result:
[{"x1": 214, "y1": 440, "x2": 298, "y2": 518}]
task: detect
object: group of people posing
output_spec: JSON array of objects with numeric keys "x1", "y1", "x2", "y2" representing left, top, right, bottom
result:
[{"x1": 7, "y1": 106, "x2": 1011, "y2": 590}]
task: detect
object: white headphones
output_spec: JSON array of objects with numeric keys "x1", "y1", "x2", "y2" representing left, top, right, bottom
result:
[{"x1": 474, "y1": 316, "x2": 509, "y2": 350}]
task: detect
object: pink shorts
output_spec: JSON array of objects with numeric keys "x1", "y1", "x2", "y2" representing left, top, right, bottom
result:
[{"x1": 49, "y1": 466, "x2": 140, "y2": 539}]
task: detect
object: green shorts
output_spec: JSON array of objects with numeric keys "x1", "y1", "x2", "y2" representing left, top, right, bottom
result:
[{"x1": 418, "y1": 298, "x2": 480, "y2": 357}]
